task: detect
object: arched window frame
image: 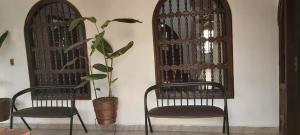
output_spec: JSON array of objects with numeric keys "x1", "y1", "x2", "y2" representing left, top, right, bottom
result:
[
  {"x1": 152, "y1": 0, "x2": 234, "y2": 98},
  {"x1": 24, "y1": 0, "x2": 91, "y2": 99}
]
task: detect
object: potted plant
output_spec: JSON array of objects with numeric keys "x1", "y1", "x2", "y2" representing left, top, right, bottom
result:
[
  {"x1": 0, "y1": 30, "x2": 10, "y2": 122},
  {"x1": 61, "y1": 17, "x2": 141, "y2": 126}
]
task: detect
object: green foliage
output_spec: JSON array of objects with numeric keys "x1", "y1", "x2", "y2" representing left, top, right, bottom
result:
[
  {"x1": 75, "y1": 80, "x2": 89, "y2": 89},
  {"x1": 86, "y1": 17, "x2": 97, "y2": 23},
  {"x1": 111, "y1": 78, "x2": 118, "y2": 84},
  {"x1": 60, "y1": 16, "x2": 141, "y2": 98},
  {"x1": 109, "y1": 41, "x2": 134, "y2": 58},
  {"x1": 101, "y1": 18, "x2": 142, "y2": 29},
  {"x1": 92, "y1": 35, "x2": 113, "y2": 56},
  {"x1": 81, "y1": 74, "x2": 107, "y2": 80},
  {"x1": 101, "y1": 20, "x2": 112, "y2": 29},
  {"x1": 64, "y1": 38, "x2": 92, "y2": 53},
  {"x1": 112, "y1": 18, "x2": 142, "y2": 23},
  {"x1": 59, "y1": 58, "x2": 78, "y2": 72},
  {"x1": 93, "y1": 64, "x2": 113, "y2": 72},
  {"x1": 69, "y1": 17, "x2": 97, "y2": 31},
  {"x1": 0, "y1": 31, "x2": 8, "y2": 48}
]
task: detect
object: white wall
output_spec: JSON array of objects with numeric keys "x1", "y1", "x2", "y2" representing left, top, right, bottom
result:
[{"x1": 0, "y1": 0, "x2": 279, "y2": 127}]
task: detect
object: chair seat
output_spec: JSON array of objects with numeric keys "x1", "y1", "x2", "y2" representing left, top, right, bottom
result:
[
  {"x1": 148, "y1": 106, "x2": 224, "y2": 118},
  {"x1": 12, "y1": 107, "x2": 76, "y2": 118}
]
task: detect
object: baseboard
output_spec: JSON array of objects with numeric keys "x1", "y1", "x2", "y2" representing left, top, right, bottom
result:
[{"x1": 0, "y1": 123, "x2": 279, "y2": 134}]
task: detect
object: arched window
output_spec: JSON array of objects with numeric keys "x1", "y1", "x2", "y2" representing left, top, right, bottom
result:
[
  {"x1": 24, "y1": 0, "x2": 90, "y2": 99},
  {"x1": 153, "y1": 0, "x2": 234, "y2": 97}
]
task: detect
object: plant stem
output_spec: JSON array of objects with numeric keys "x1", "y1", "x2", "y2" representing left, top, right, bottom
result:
[
  {"x1": 104, "y1": 56, "x2": 111, "y2": 97},
  {"x1": 89, "y1": 55, "x2": 98, "y2": 99},
  {"x1": 95, "y1": 24, "x2": 101, "y2": 34},
  {"x1": 96, "y1": 24, "x2": 112, "y2": 97},
  {"x1": 109, "y1": 59, "x2": 113, "y2": 97}
]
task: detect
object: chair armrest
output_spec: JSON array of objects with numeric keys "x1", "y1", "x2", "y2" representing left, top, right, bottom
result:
[
  {"x1": 12, "y1": 88, "x2": 32, "y2": 107},
  {"x1": 144, "y1": 85, "x2": 159, "y2": 114},
  {"x1": 11, "y1": 88, "x2": 33, "y2": 113}
]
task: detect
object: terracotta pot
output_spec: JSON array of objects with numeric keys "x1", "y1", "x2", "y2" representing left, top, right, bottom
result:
[
  {"x1": 93, "y1": 97, "x2": 118, "y2": 126},
  {"x1": 0, "y1": 98, "x2": 11, "y2": 122}
]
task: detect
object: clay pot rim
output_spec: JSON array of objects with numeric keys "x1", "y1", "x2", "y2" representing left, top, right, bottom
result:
[
  {"x1": 0, "y1": 98, "x2": 11, "y2": 100},
  {"x1": 0, "y1": 98, "x2": 11, "y2": 102},
  {"x1": 93, "y1": 97, "x2": 118, "y2": 103}
]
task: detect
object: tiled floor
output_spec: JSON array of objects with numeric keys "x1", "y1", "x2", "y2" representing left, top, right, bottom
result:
[{"x1": 31, "y1": 129, "x2": 279, "y2": 135}]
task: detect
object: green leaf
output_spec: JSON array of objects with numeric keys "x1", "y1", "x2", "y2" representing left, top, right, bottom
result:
[
  {"x1": 101, "y1": 18, "x2": 141, "y2": 29},
  {"x1": 81, "y1": 74, "x2": 107, "y2": 80},
  {"x1": 93, "y1": 32, "x2": 105, "y2": 45},
  {"x1": 111, "y1": 78, "x2": 118, "y2": 83},
  {"x1": 97, "y1": 31, "x2": 105, "y2": 38},
  {"x1": 98, "y1": 38, "x2": 113, "y2": 53},
  {"x1": 92, "y1": 36, "x2": 103, "y2": 54},
  {"x1": 101, "y1": 20, "x2": 112, "y2": 29},
  {"x1": 91, "y1": 34, "x2": 103, "y2": 56},
  {"x1": 109, "y1": 41, "x2": 134, "y2": 58},
  {"x1": 0, "y1": 31, "x2": 8, "y2": 48},
  {"x1": 93, "y1": 63, "x2": 113, "y2": 72},
  {"x1": 75, "y1": 80, "x2": 89, "y2": 89},
  {"x1": 64, "y1": 38, "x2": 92, "y2": 53},
  {"x1": 85, "y1": 17, "x2": 97, "y2": 23},
  {"x1": 69, "y1": 18, "x2": 85, "y2": 31},
  {"x1": 90, "y1": 42, "x2": 96, "y2": 56},
  {"x1": 59, "y1": 58, "x2": 78, "y2": 72},
  {"x1": 90, "y1": 38, "x2": 101, "y2": 56},
  {"x1": 93, "y1": 36, "x2": 113, "y2": 56},
  {"x1": 112, "y1": 18, "x2": 142, "y2": 23},
  {"x1": 69, "y1": 17, "x2": 97, "y2": 31}
]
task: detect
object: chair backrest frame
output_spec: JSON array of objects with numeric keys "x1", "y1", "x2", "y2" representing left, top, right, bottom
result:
[
  {"x1": 30, "y1": 86, "x2": 76, "y2": 108},
  {"x1": 154, "y1": 82, "x2": 226, "y2": 107}
]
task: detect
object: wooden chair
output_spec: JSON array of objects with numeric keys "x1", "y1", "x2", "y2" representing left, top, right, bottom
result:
[
  {"x1": 10, "y1": 86, "x2": 88, "y2": 135},
  {"x1": 144, "y1": 82, "x2": 229, "y2": 135}
]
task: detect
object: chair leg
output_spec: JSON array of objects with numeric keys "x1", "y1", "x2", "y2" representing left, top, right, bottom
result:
[
  {"x1": 11, "y1": 107, "x2": 31, "y2": 130},
  {"x1": 147, "y1": 116, "x2": 153, "y2": 133},
  {"x1": 76, "y1": 110, "x2": 88, "y2": 133},
  {"x1": 10, "y1": 115, "x2": 13, "y2": 129},
  {"x1": 145, "y1": 115, "x2": 148, "y2": 135},
  {"x1": 70, "y1": 116, "x2": 73, "y2": 135},
  {"x1": 20, "y1": 117, "x2": 32, "y2": 131},
  {"x1": 226, "y1": 112, "x2": 230, "y2": 135},
  {"x1": 222, "y1": 115, "x2": 226, "y2": 133}
]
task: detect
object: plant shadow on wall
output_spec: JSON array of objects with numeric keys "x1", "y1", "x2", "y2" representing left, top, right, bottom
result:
[
  {"x1": 0, "y1": 30, "x2": 10, "y2": 122},
  {"x1": 60, "y1": 17, "x2": 141, "y2": 126}
]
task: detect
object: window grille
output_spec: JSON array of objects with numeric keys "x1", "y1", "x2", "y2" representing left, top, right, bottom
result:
[
  {"x1": 24, "y1": 0, "x2": 90, "y2": 99},
  {"x1": 153, "y1": 0, "x2": 234, "y2": 98}
]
